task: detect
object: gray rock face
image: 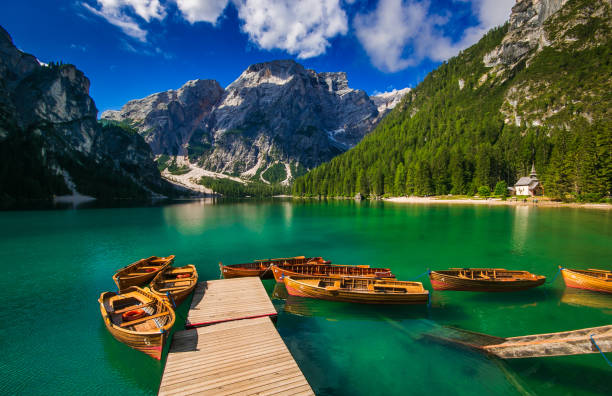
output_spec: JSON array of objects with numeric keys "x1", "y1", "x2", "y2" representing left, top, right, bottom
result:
[
  {"x1": 484, "y1": 0, "x2": 568, "y2": 68},
  {"x1": 0, "y1": 25, "x2": 173, "y2": 202},
  {"x1": 104, "y1": 59, "x2": 406, "y2": 177},
  {"x1": 102, "y1": 79, "x2": 224, "y2": 155}
]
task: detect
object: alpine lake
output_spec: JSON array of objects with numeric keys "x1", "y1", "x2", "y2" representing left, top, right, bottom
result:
[{"x1": 0, "y1": 198, "x2": 610, "y2": 395}]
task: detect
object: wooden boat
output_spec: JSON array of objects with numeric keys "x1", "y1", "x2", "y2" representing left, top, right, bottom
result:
[
  {"x1": 99, "y1": 286, "x2": 175, "y2": 360},
  {"x1": 219, "y1": 256, "x2": 331, "y2": 279},
  {"x1": 429, "y1": 268, "x2": 545, "y2": 291},
  {"x1": 560, "y1": 267, "x2": 612, "y2": 294},
  {"x1": 113, "y1": 255, "x2": 174, "y2": 292},
  {"x1": 271, "y1": 263, "x2": 393, "y2": 282},
  {"x1": 424, "y1": 324, "x2": 612, "y2": 359},
  {"x1": 149, "y1": 265, "x2": 198, "y2": 307},
  {"x1": 283, "y1": 276, "x2": 429, "y2": 304}
]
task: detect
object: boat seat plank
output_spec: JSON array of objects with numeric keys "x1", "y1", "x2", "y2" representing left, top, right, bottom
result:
[
  {"x1": 112, "y1": 302, "x2": 156, "y2": 314},
  {"x1": 121, "y1": 312, "x2": 169, "y2": 327}
]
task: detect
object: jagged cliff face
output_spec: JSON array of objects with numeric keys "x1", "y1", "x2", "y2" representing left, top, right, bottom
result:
[
  {"x1": 0, "y1": 26, "x2": 173, "y2": 203},
  {"x1": 103, "y1": 60, "x2": 408, "y2": 180},
  {"x1": 484, "y1": 0, "x2": 569, "y2": 68},
  {"x1": 102, "y1": 79, "x2": 224, "y2": 155},
  {"x1": 481, "y1": 0, "x2": 611, "y2": 128}
]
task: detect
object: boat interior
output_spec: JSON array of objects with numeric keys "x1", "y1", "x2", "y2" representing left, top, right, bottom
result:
[
  {"x1": 103, "y1": 291, "x2": 170, "y2": 332},
  {"x1": 442, "y1": 268, "x2": 542, "y2": 281},
  {"x1": 297, "y1": 277, "x2": 424, "y2": 294},
  {"x1": 569, "y1": 269, "x2": 611, "y2": 280}
]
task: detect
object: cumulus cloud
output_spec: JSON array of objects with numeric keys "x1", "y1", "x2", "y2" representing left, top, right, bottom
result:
[
  {"x1": 236, "y1": 0, "x2": 348, "y2": 58},
  {"x1": 354, "y1": 0, "x2": 514, "y2": 72},
  {"x1": 84, "y1": 0, "x2": 348, "y2": 58},
  {"x1": 174, "y1": 0, "x2": 230, "y2": 24},
  {"x1": 82, "y1": 0, "x2": 166, "y2": 41}
]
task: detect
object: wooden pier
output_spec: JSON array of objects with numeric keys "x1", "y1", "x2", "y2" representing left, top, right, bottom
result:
[
  {"x1": 185, "y1": 278, "x2": 277, "y2": 328},
  {"x1": 425, "y1": 324, "x2": 612, "y2": 359},
  {"x1": 159, "y1": 277, "x2": 314, "y2": 395}
]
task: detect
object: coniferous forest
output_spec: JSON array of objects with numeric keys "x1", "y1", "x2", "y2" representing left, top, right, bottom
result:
[{"x1": 293, "y1": 1, "x2": 611, "y2": 202}]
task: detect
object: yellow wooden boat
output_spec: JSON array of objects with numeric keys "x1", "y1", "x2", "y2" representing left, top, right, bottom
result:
[
  {"x1": 113, "y1": 255, "x2": 174, "y2": 291},
  {"x1": 99, "y1": 286, "x2": 175, "y2": 360},
  {"x1": 560, "y1": 267, "x2": 612, "y2": 294},
  {"x1": 271, "y1": 263, "x2": 393, "y2": 282},
  {"x1": 283, "y1": 276, "x2": 429, "y2": 304},
  {"x1": 149, "y1": 265, "x2": 198, "y2": 307},
  {"x1": 219, "y1": 256, "x2": 330, "y2": 279}
]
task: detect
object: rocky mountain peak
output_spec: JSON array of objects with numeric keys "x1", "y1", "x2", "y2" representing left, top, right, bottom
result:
[
  {"x1": 102, "y1": 59, "x2": 409, "y2": 184},
  {"x1": 484, "y1": 0, "x2": 568, "y2": 68}
]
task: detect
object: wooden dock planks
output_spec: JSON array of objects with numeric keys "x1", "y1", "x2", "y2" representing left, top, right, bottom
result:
[
  {"x1": 159, "y1": 317, "x2": 314, "y2": 396},
  {"x1": 186, "y1": 278, "x2": 277, "y2": 328}
]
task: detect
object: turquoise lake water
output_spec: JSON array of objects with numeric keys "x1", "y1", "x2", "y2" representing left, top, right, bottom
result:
[{"x1": 0, "y1": 199, "x2": 610, "y2": 395}]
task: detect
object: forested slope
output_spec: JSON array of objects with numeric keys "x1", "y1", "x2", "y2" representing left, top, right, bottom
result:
[{"x1": 293, "y1": 0, "x2": 611, "y2": 201}]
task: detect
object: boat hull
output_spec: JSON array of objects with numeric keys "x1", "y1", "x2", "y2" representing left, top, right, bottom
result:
[
  {"x1": 284, "y1": 277, "x2": 429, "y2": 305},
  {"x1": 561, "y1": 268, "x2": 612, "y2": 294},
  {"x1": 113, "y1": 256, "x2": 174, "y2": 292},
  {"x1": 220, "y1": 256, "x2": 331, "y2": 279},
  {"x1": 271, "y1": 264, "x2": 393, "y2": 283},
  {"x1": 99, "y1": 287, "x2": 175, "y2": 360},
  {"x1": 429, "y1": 269, "x2": 546, "y2": 292},
  {"x1": 150, "y1": 265, "x2": 199, "y2": 307}
]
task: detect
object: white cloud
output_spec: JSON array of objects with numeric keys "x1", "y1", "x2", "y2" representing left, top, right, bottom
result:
[
  {"x1": 82, "y1": 0, "x2": 166, "y2": 41},
  {"x1": 235, "y1": 0, "x2": 348, "y2": 58},
  {"x1": 174, "y1": 0, "x2": 230, "y2": 24},
  {"x1": 354, "y1": 0, "x2": 514, "y2": 72},
  {"x1": 84, "y1": 0, "x2": 348, "y2": 59}
]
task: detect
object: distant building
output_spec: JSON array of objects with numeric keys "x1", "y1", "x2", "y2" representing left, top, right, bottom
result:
[{"x1": 514, "y1": 164, "x2": 543, "y2": 196}]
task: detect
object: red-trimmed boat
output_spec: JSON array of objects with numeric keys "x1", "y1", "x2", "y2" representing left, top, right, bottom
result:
[
  {"x1": 219, "y1": 256, "x2": 331, "y2": 279},
  {"x1": 560, "y1": 267, "x2": 611, "y2": 293},
  {"x1": 271, "y1": 263, "x2": 393, "y2": 282},
  {"x1": 429, "y1": 268, "x2": 546, "y2": 292}
]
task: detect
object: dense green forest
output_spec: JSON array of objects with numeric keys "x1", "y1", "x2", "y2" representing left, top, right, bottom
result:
[
  {"x1": 293, "y1": 0, "x2": 611, "y2": 202},
  {"x1": 199, "y1": 176, "x2": 289, "y2": 198}
]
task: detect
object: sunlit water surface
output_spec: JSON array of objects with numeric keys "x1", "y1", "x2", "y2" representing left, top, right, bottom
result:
[{"x1": 0, "y1": 199, "x2": 610, "y2": 395}]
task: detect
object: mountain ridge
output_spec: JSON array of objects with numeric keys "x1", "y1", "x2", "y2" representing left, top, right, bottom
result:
[
  {"x1": 293, "y1": 0, "x2": 611, "y2": 201},
  {"x1": 102, "y1": 59, "x2": 410, "y2": 185},
  {"x1": 0, "y1": 25, "x2": 178, "y2": 205}
]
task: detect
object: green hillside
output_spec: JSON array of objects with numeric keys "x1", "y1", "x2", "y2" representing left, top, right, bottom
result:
[{"x1": 293, "y1": 0, "x2": 611, "y2": 201}]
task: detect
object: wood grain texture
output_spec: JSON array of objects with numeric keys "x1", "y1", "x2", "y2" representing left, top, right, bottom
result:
[
  {"x1": 186, "y1": 278, "x2": 277, "y2": 327},
  {"x1": 159, "y1": 317, "x2": 314, "y2": 396}
]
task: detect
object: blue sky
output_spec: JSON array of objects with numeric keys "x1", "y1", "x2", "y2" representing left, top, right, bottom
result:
[{"x1": 1, "y1": 1, "x2": 514, "y2": 112}]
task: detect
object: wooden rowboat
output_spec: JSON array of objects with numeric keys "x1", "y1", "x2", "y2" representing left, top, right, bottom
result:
[
  {"x1": 271, "y1": 263, "x2": 393, "y2": 282},
  {"x1": 99, "y1": 286, "x2": 175, "y2": 360},
  {"x1": 429, "y1": 268, "x2": 545, "y2": 292},
  {"x1": 219, "y1": 256, "x2": 331, "y2": 279},
  {"x1": 560, "y1": 267, "x2": 612, "y2": 294},
  {"x1": 149, "y1": 265, "x2": 199, "y2": 307},
  {"x1": 283, "y1": 276, "x2": 429, "y2": 304},
  {"x1": 113, "y1": 255, "x2": 174, "y2": 292}
]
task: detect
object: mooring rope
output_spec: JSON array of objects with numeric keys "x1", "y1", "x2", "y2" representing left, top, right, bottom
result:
[
  {"x1": 411, "y1": 269, "x2": 431, "y2": 281},
  {"x1": 548, "y1": 266, "x2": 563, "y2": 284},
  {"x1": 590, "y1": 334, "x2": 612, "y2": 367}
]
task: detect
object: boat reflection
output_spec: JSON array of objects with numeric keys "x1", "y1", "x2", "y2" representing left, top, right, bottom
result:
[{"x1": 560, "y1": 288, "x2": 612, "y2": 310}]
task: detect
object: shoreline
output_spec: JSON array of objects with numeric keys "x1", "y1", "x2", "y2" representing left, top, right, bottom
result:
[{"x1": 383, "y1": 196, "x2": 612, "y2": 210}]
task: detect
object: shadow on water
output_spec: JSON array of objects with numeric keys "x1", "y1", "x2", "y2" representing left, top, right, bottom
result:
[{"x1": 457, "y1": 286, "x2": 560, "y2": 304}]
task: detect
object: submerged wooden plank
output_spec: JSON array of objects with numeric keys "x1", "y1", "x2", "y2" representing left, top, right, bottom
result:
[
  {"x1": 425, "y1": 324, "x2": 612, "y2": 359},
  {"x1": 186, "y1": 278, "x2": 277, "y2": 328},
  {"x1": 159, "y1": 317, "x2": 313, "y2": 396}
]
